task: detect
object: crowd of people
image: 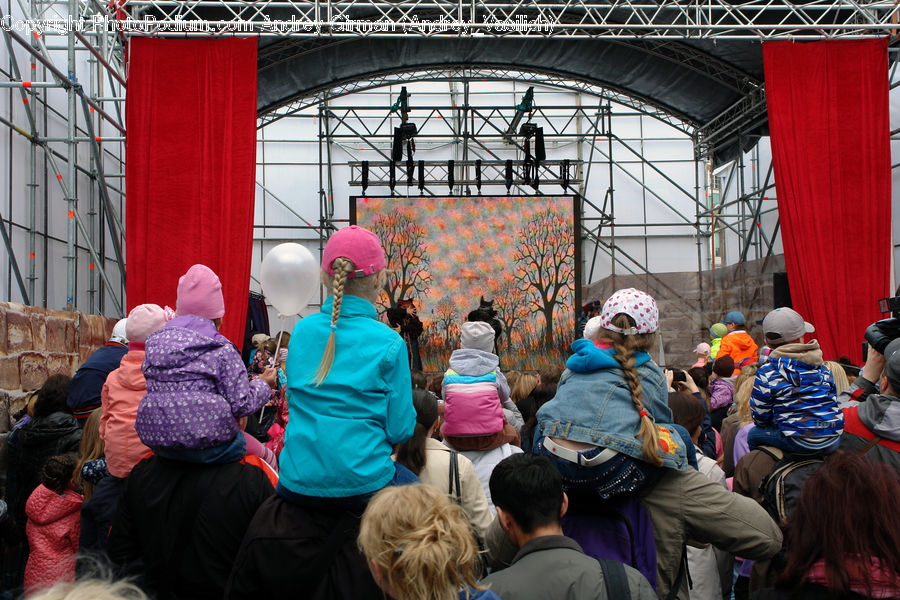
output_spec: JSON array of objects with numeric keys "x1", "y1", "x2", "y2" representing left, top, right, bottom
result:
[{"x1": 1, "y1": 223, "x2": 899, "y2": 600}]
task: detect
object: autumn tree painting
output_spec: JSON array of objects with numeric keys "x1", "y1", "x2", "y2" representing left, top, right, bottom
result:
[
  {"x1": 356, "y1": 196, "x2": 577, "y2": 371},
  {"x1": 512, "y1": 208, "x2": 575, "y2": 348},
  {"x1": 369, "y1": 210, "x2": 433, "y2": 309}
]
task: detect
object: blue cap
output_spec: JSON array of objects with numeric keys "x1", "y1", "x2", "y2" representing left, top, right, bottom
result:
[{"x1": 723, "y1": 311, "x2": 746, "y2": 325}]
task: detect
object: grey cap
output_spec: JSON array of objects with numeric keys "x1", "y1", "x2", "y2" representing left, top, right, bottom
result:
[
  {"x1": 762, "y1": 307, "x2": 814, "y2": 346},
  {"x1": 883, "y1": 337, "x2": 900, "y2": 393},
  {"x1": 460, "y1": 321, "x2": 494, "y2": 353}
]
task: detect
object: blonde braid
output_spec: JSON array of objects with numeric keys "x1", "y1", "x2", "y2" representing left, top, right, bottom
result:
[
  {"x1": 608, "y1": 315, "x2": 663, "y2": 467},
  {"x1": 312, "y1": 257, "x2": 355, "y2": 386}
]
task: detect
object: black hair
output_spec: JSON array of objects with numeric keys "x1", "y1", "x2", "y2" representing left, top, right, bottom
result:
[
  {"x1": 489, "y1": 454, "x2": 563, "y2": 533},
  {"x1": 687, "y1": 367, "x2": 709, "y2": 391},
  {"x1": 394, "y1": 389, "x2": 439, "y2": 476},
  {"x1": 410, "y1": 369, "x2": 427, "y2": 390},
  {"x1": 33, "y1": 374, "x2": 71, "y2": 418},
  {"x1": 41, "y1": 454, "x2": 77, "y2": 494},
  {"x1": 668, "y1": 391, "x2": 706, "y2": 436},
  {"x1": 519, "y1": 382, "x2": 559, "y2": 450}
]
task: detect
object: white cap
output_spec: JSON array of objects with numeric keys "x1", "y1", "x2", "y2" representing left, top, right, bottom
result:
[{"x1": 110, "y1": 318, "x2": 128, "y2": 345}]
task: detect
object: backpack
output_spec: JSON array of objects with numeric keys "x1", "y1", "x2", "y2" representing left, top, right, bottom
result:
[
  {"x1": 562, "y1": 492, "x2": 688, "y2": 598},
  {"x1": 756, "y1": 446, "x2": 824, "y2": 523}
]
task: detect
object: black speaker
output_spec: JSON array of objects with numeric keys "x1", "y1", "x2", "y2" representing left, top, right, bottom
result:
[
  {"x1": 389, "y1": 161, "x2": 396, "y2": 193},
  {"x1": 561, "y1": 159, "x2": 570, "y2": 190},
  {"x1": 773, "y1": 272, "x2": 792, "y2": 309},
  {"x1": 361, "y1": 161, "x2": 369, "y2": 195},
  {"x1": 391, "y1": 127, "x2": 403, "y2": 162},
  {"x1": 475, "y1": 159, "x2": 482, "y2": 193},
  {"x1": 534, "y1": 126, "x2": 546, "y2": 161},
  {"x1": 505, "y1": 160, "x2": 513, "y2": 192},
  {"x1": 417, "y1": 160, "x2": 425, "y2": 193},
  {"x1": 406, "y1": 157, "x2": 414, "y2": 187},
  {"x1": 448, "y1": 160, "x2": 455, "y2": 193}
]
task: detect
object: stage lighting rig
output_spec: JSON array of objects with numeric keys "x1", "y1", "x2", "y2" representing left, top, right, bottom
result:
[
  {"x1": 519, "y1": 122, "x2": 546, "y2": 189},
  {"x1": 390, "y1": 87, "x2": 418, "y2": 165},
  {"x1": 505, "y1": 86, "x2": 534, "y2": 139}
]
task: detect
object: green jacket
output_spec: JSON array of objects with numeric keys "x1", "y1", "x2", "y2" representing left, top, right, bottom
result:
[
  {"x1": 481, "y1": 535, "x2": 655, "y2": 599},
  {"x1": 710, "y1": 337, "x2": 723, "y2": 359}
]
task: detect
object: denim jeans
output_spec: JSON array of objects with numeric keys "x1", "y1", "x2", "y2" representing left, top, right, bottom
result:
[{"x1": 747, "y1": 425, "x2": 840, "y2": 456}]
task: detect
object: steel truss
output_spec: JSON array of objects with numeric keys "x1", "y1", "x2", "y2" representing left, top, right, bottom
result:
[
  {"x1": 254, "y1": 72, "x2": 782, "y2": 317},
  {"x1": 123, "y1": 0, "x2": 898, "y2": 39},
  {"x1": 0, "y1": 0, "x2": 127, "y2": 314}
]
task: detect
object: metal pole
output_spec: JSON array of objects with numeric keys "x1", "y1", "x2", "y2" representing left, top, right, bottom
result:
[{"x1": 65, "y1": 0, "x2": 76, "y2": 310}]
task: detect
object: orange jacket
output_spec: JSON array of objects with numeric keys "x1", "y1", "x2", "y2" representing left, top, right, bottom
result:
[
  {"x1": 100, "y1": 350, "x2": 151, "y2": 479},
  {"x1": 718, "y1": 331, "x2": 759, "y2": 376}
]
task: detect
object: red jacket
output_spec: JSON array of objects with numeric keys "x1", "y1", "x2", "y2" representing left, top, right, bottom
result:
[{"x1": 25, "y1": 485, "x2": 83, "y2": 593}]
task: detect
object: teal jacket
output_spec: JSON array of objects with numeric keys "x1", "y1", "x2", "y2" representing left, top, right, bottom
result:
[{"x1": 280, "y1": 295, "x2": 415, "y2": 497}]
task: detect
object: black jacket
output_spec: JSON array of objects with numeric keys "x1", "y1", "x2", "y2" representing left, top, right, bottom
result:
[
  {"x1": 67, "y1": 343, "x2": 127, "y2": 419},
  {"x1": 6, "y1": 411, "x2": 81, "y2": 530},
  {"x1": 108, "y1": 456, "x2": 275, "y2": 600},
  {"x1": 225, "y1": 495, "x2": 382, "y2": 600},
  {"x1": 79, "y1": 474, "x2": 126, "y2": 555}
]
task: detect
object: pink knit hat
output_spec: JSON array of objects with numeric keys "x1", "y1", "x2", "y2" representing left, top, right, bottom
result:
[
  {"x1": 321, "y1": 225, "x2": 386, "y2": 278},
  {"x1": 175, "y1": 264, "x2": 225, "y2": 319},
  {"x1": 126, "y1": 304, "x2": 170, "y2": 343}
]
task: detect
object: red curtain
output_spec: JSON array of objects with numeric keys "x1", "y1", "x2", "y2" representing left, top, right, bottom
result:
[
  {"x1": 764, "y1": 39, "x2": 891, "y2": 363},
  {"x1": 126, "y1": 38, "x2": 257, "y2": 347}
]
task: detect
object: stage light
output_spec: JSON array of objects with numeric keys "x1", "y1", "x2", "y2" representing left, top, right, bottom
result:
[
  {"x1": 505, "y1": 86, "x2": 534, "y2": 139},
  {"x1": 476, "y1": 159, "x2": 482, "y2": 194},
  {"x1": 391, "y1": 122, "x2": 418, "y2": 162},
  {"x1": 418, "y1": 160, "x2": 425, "y2": 194},
  {"x1": 505, "y1": 160, "x2": 513, "y2": 192},
  {"x1": 448, "y1": 159, "x2": 455, "y2": 194},
  {"x1": 361, "y1": 160, "x2": 369, "y2": 195}
]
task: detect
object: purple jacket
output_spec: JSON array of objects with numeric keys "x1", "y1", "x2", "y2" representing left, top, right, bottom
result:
[
  {"x1": 708, "y1": 378, "x2": 735, "y2": 410},
  {"x1": 136, "y1": 315, "x2": 271, "y2": 450}
]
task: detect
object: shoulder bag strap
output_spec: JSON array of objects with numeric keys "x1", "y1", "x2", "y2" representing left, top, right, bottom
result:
[
  {"x1": 597, "y1": 558, "x2": 631, "y2": 598},
  {"x1": 449, "y1": 451, "x2": 462, "y2": 503}
]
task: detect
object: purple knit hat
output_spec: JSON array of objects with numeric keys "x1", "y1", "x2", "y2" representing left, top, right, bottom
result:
[{"x1": 175, "y1": 264, "x2": 225, "y2": 320}]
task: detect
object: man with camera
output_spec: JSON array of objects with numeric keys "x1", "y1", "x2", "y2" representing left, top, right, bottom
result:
[{"x1": 838, "y1": 340, "x2": 900, "y2": 473}]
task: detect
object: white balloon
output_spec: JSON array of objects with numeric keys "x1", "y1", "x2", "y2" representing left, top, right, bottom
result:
[{"x1": 260, "y1": 243, "x2": 319, "y2": 316}]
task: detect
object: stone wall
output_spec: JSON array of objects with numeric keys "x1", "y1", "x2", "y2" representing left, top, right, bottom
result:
[
  {"x1": 0, "y1": 302, "x2": 118, "y2": 432},
  {"x1": 585, "y1": 255, "x2": 787, "y2": 369}
]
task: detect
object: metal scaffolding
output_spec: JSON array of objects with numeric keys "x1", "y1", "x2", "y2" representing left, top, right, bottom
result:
[
  {"x1": 253, "y1": 73, "x2": 781, "y2": 317},
  {"x1": 0, "y1": 0, "x2": 895, "y2": 319},
  {"x1": 0, "y1": 0, "x2": 126, "y2": 315},
  {"x1": 123, "y1": 0, "x2": 899, "y2": 40}
]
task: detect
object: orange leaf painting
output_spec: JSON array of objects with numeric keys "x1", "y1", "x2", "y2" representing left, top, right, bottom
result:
[{"x1": 356, "y1": 196, "x2": 577, "y2": 371}]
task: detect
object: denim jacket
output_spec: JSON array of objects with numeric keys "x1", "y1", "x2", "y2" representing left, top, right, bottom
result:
[{"x1": 536, "y1": 339, "x2": 689, "y2": 470}]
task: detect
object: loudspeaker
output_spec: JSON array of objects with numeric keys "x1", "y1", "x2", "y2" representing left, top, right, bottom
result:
[
  {"x1": 505, "y1": 160, "x2": 513, "y2": 192},
  {"x1": 361, "y1": 161, "x2": 369, "y2": 195},
  {"x1": 391, "y1": 127, "x2": 403, "y2": 162},
  {"x1": 773, "y1": 272, "x2": 792, "y2": 309},
  {"x1": 448, "y1": 160, "x2": 455, "y2": 193},
  {"x1": 475, "y1": 159, "x2": 482, "y2": 193},
  {"x1": 417, "y1": 160, "x2": 425, "y2": 193}
]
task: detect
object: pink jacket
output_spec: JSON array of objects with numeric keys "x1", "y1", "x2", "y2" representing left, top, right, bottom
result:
[
  {"x1": 24, "y1": 485, "x2": 82, "y2": 594},
  {"x1": 100, "y1": 350, "x2": 151, "y2": 478}
]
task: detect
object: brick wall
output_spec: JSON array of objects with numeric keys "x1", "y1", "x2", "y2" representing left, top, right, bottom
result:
[
  {"x1": 584, "y1": 255, "x2": 787, "y2": 369},
  {"x1": 0, "y1": 302, "x2": 119, "y2": 433}
]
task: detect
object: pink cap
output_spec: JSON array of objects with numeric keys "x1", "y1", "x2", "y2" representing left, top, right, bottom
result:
[
  {"x1": 321, "y1": 225, "x2": 386, "y2": 278},
  {"x1": 694, "y1": 342, "x2": 711, "y2": 356},
  {"x1": 175, "y1": 264, "x2": 225, "y2": 320},
  {"x1": 126, "y1": 304, "x2": 170, "y2": 343},
  {"x1": 599, "y1": 288, "x2": 659, "y2": 335}
]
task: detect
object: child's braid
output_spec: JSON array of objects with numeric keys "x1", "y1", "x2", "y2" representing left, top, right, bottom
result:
[
  {"x1": 312, "y1": 257, "x2": 355, "y2": 386},
  {"x1": 609, "y1": 315, "x2": 663, "y2": 466}
]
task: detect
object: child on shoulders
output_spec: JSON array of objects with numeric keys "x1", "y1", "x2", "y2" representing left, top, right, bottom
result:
[{"x1": 748, "y1": 308, "x2": 842, "y2": 455}]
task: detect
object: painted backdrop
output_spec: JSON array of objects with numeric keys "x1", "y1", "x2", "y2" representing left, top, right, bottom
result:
[{"x1": 354, "y1": 196, "x2": 578, "y2": 372}]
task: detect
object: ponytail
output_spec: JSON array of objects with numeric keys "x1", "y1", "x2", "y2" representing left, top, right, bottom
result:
[
  {"x1": 607, "y1": 314, "x2": 663, "y2": 467},
  {"x1": 312, "y1": 257, "x2": 355, "y2": 386}
]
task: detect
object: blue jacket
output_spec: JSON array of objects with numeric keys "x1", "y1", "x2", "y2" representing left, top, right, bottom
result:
[
  {"x1": 68, "y1": 343, "x2": 127, "y2": 420},
  {"x1": 751, "y1": 341, "x2": 843, "y2": 445},
  {"x1": 280, "y1": 295, "x2": 416, "y2": 497},
  {"x1": 536, "y1": 339, "x2": 689, "y2": 470}
]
